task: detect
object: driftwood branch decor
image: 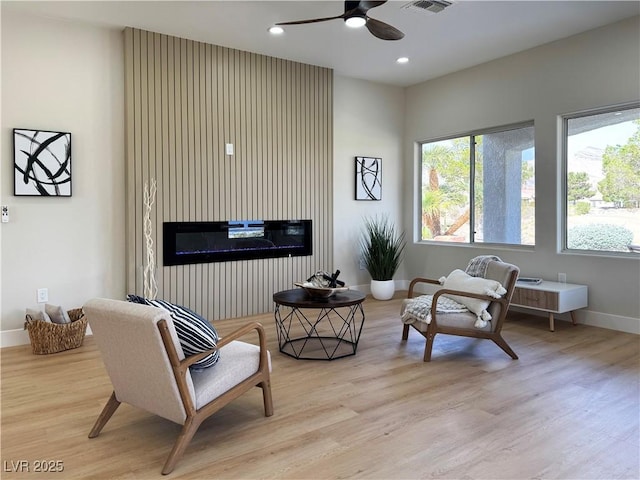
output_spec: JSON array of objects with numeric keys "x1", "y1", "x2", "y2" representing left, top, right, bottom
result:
[{"x1": 143, "y1": 179, "x2": 158, "y2": 300}]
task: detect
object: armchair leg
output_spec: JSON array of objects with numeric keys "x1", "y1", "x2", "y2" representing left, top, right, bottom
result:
[
  {"x1": 492, "y1": 335, "x2": 518, "y2": 360},
  {"x1": 402, "y1": 324, "x2": 410, "y2": 341},
  {"x1": 89, "y1": 391, "x2": 121, "y2": 438},
  {"x1": 260, "y1": 379, "x2": 274, "y2": 417},
  {"x1": 162, "y1": 417, "x2": 200, "y2": 475},
  {"x1": 423, "y1": 333, "x2": 435, "y2": 362}
]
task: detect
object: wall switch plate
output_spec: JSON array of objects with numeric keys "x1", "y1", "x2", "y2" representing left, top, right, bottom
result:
[
  {"x1": 1, "y1": 205, "x2": 8, "y2": 223},
  {"x1": 225, "y1": 143, "x2": 234, "y2": 155},
  {"x1": 37, "y1": 288, "x2": 49, "y2": 303}
]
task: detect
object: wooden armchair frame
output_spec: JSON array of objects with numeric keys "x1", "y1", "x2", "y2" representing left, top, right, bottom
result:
[
  {"x1": 402, "y1": 266, "x2": 519, "y2": 362},
  {"x1": 89, "y1": 321, "x2": 273, "y2": 475}
]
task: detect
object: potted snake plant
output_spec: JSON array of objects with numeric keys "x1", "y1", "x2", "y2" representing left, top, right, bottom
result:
[{"x1": 360, "y1": 215, "x2": 406, "y2": 300}]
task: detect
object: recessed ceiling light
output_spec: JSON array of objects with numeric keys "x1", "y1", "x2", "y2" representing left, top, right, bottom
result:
[
  {"x1": 345, "y1": 16, "x2": 366, "y2": 28},
  {"x1": 396, "y1": 57, "x2": 409, "y2": 64},
  {"x1": 268, "y1": 26, "x2": 284, "y2": 35}
]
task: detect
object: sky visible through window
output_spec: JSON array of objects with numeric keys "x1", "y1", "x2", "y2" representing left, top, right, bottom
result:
[
  {"x1": 566, "y1": 110, "x2": 639, "y2": 252},
  {"x1": 568, "y1": 121, "x2": 635, "y2": 166}
]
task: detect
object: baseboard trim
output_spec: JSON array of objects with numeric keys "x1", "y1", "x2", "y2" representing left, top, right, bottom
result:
[
  {"x1": 1, "y1": 288, "x2": 637, "y2": 348},
  {"x1": 353, "y1": 280, "x2": 409, "y2": 295},
  {"x1": 349, "y1": 282, "x2": 640, "y2": 334},
  {"x1": 500, "y1": 306, "x2": 640, "y2": 334},
  {"x1": 0, "y1": 328, "x2": 30, "y2": 348},
  {"x1": 1, "y1": 325, "x2": 93, "y2": 349},
  {"x1": 578, "y1": 310, "x2": 640, "y2": 335}
]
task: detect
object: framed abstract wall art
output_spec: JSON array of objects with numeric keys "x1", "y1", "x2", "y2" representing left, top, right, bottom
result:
[
  {"x1": 14, "y1": 128, "x2": 72, "y2": 196},
  {"x1": 355, "y1": 156, "x2": 381, "y2": 201}
]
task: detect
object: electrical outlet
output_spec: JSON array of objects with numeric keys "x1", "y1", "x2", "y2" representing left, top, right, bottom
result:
[
  {"x1": 1, "y1": 205, "x2": 8, "y2": 223},
  {"x1": 225, "y1": 143, "x2": 234, "y2": 155},
  {"x1": 359, "y1": 257, "x2": 366, "y2": 270},
  {"x1": 558, "y1": 273, "x2": 567, "y2": 283},
  {"x1": 37, "y1": 288, "x2": 49, "y2": 303}
]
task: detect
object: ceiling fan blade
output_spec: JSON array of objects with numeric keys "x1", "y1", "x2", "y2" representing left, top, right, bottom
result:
[
  {"x1": 276, "y1": 14, "x2": 345, "y2": 26},
  {"x1": 344, "y1": 1, "x2": 386, "y2": 16},
  {"x1": 276, "y1": 2, "x2": 402, "y2": 41},
  {"x1": 365, "y1": 17, "x2": 405, "y2": 41},
  {"x1": 359, "y1": 1, "x2": 388, "y2": 11}
]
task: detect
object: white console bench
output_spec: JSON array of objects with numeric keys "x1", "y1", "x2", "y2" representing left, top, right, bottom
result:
[{"x1": 510, "y1": 280, "x2": 588, "y2": 332}]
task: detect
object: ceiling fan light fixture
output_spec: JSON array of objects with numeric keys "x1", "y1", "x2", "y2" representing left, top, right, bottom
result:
[
  {"x1": 268, "y1": 26, "x2": 284, "y2": 35},
  {"x1": 345, "y1": 16, "x2": 367, "y2": 28},
  {"x1": 275, "y1": 1, "x2": 404, "y2": 41}
]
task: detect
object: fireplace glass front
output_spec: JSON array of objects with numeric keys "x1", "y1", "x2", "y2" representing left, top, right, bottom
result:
[{"x1": 163, "y1": 220, "x2": 312, "y2": 266}]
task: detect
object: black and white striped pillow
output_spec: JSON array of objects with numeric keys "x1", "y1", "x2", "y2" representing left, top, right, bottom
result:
[{"x1": 127, "y1": 295, "x2": 220, "y2": 370}]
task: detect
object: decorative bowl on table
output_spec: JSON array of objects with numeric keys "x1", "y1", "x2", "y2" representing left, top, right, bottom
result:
[{"x1": 294, "y1": 282, "x2": 349, "y2": 299}]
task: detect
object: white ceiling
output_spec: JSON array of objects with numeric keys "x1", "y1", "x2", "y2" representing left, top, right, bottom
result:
[{"x1": 4, "y1": 0, "x2": 639, "y2": 87}]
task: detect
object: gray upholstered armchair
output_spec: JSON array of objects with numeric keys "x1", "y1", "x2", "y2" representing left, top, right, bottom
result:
[
  {"x1": 401, "y1": 260, "x2": 519, "y2": 362},
  {"x1": 84, "y1": 298, "x2": 273, "y2": 475}
]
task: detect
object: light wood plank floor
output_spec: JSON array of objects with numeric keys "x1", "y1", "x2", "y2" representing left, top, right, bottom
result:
[{"x1": 1, "y1": 295, "x2": 639, "y2": 479}]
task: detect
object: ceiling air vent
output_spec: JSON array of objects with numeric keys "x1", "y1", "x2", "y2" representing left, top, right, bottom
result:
[{"x1": 402, "y1": 0, "x2": 453, "y2": 14}]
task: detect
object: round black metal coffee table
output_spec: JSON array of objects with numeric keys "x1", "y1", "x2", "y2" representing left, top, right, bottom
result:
[{"x1": 273, "y1": 288, "x2": 366, "y2": 360}]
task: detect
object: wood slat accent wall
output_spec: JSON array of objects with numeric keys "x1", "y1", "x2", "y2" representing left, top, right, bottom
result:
[{"x1": 124, "y1": 28, "x2": 333, "y2": 320}]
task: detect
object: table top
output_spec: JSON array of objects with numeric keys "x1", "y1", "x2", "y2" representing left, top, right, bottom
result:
[
  {"x1": 273, "y1": 288, "x2": 366, "y2": 308},
  {"x1": 515, "y1": 280, "x2": 588, "y2": 292}
]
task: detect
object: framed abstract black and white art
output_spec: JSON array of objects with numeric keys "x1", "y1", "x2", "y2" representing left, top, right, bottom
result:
[
  {"x1": 14, "y1": 128, "x2": 72, "y2": 196},
  {"x1": 355, "y1": 156, "x2": 381, "y2": 201}
]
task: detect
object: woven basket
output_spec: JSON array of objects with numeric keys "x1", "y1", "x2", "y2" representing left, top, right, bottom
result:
[{"x1": 24, "y1": 308, "x2": 88, "y2": 355}]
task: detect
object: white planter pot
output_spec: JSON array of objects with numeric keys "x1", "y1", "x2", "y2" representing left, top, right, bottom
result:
[{"x1": 370, "y1": 279, "x2": 395, "y2": 301}]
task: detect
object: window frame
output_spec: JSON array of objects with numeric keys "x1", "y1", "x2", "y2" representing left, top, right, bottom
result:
[
  {"x1": 560, "y1": 102, "x2": 640, "y2": 257},
  {"x1": 417, "y1": 120, "x2": 535, "y2": 248}
]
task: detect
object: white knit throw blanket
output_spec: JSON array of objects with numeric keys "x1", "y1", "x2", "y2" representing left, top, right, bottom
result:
[
  {"x1": 465, "y1": 255, "x2": 502, "y2": 278},
  {"x1": 401, "y1": 295, "x2": 468, "y2": 326}
]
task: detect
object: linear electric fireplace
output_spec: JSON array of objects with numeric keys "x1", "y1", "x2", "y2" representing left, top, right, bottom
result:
[{"x1": 163, "y1": 220, "x2": 312, "y2": 266}]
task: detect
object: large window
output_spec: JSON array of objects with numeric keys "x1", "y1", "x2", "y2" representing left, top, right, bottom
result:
[
  {"x1": 420, "y1": 124, "x2": 535, "y2": 246},
  {"x1": 564, "y1": 104, "x2": 640, "y2": 254}
]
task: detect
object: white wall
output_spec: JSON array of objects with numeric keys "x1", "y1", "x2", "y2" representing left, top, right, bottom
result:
[
  {"x1": 2, "y1": 9, "x2": 638, "y2": 346},
  {"x1": 403, "y1": 16, "x2": 640, "y2": 333},
  {"x1": 333, "y1": 75, "x2": 405, "y2": 290},
  {"x1": 1, "y1": 9, "x2": 126, "y2": 343}
]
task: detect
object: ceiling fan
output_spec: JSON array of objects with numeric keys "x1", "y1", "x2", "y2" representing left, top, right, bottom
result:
[{"x1": 276, "y1": 1, "x2": 404, "y2": 41}]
